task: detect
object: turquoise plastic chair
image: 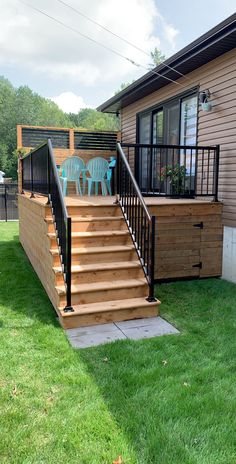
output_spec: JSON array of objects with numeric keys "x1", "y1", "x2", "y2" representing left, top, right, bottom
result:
[
  {"x1": 86, "y1": 157, "x2": 109, "y2": 196},
  {"x1": 106, "y1": 157, "x2": 116, "y2": 195},
  {"x1": 60, "y1": 156, "x2": 86, "y2": 196}
]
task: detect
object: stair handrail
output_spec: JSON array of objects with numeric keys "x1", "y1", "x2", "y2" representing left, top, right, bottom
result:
[
  {"x1": 116, "y1": 142, "x2": 156, "y2": 301},
  {"x1": 21, "y1": 139, "x2": 73, "y2": 313}
]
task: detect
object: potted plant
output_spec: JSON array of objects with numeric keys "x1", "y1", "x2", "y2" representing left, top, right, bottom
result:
[{"x1": 160, "y1": 164, "x2": 188, "y2": 196}]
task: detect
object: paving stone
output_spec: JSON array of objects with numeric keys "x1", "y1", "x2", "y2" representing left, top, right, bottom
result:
[
  {"x1": 66, "y1": 323, "x2": 118, "y2": 338},
  {"x1": 116, "y1": 316, "x2": 162, "y2": 330},
  {"x1": 65, "y1": 317, "x2": 179, "y2": 348},
  {"x1": 67, "y1": 328, "x2": 126, "y2": 348},
  {"x1": 120, "y1": 317, "x2": 179, "y2": 340}
]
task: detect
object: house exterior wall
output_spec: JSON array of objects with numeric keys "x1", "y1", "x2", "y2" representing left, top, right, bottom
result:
[
  {"x1": 121, "y1": 48, "x2": 236, "y2": 229},
  {"x1": 222, "y1": 227, "x2": 236, "y2": 283}
]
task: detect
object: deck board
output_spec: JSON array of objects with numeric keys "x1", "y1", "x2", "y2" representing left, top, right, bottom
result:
[{"x1": 23, "y1": 191, "x2": 218, "y2": 207}]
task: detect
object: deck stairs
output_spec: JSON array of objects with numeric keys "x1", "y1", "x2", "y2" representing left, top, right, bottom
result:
[{"x1": 46, "y1": 199, "x2": 160, "y2": 328}]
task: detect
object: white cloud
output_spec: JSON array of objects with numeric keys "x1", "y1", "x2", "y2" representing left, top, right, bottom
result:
[
  {"x1": 50, "y1": 91, "x2": 88, "y2": 113},
  {"x1": 162, "y1": 22, "x2": 179, "y2": 51},
  {"x1": 0, "y1": 0, "x2": 178, "y2": 88}
]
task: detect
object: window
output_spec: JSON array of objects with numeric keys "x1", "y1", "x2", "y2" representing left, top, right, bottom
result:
[{"x1": 180, "y1": 95, "x2": 198, "y2": 146}]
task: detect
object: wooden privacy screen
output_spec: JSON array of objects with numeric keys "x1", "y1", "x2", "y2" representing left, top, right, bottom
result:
[{"x1": 17, "y1": 125, "x2": 120, "y2": 165}]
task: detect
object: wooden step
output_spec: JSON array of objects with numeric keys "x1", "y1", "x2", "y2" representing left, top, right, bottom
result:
[
  {"x1": 59, "y1": 297, "x2": 160, "y2": 329},
  {"x1": 48, "y1": 230, "x2": 130, "y2": 247},
  {"x1": 57, "y1": 278, "x2": 148, "y2": 305},
  {"x1": 46, "y1": 216, "x2": 126, "y2": 232},
  {"x1": 50, "y1": 244, "x2": 137, "y2": 265},
  {"x1": 67, "y1": 205, "x2": 120, "y2": 217},
  {"x1": 53, "y1": 261, "x2": 143, "y2": 284}
]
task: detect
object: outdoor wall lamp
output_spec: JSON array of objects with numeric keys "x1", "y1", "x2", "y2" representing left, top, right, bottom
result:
[{"x1": 199, "y1": 89, "x2": 212, "y2": 112}]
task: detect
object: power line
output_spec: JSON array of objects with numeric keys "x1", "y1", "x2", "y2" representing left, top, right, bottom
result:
[
  {"x1": 55, "y1": 0, "x2": 191, "y2": 82},
  {"x1": 17, "y1": 0, "x2": 186, "y2": 88}
]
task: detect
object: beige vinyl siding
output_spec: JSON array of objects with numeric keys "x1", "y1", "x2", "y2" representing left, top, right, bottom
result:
[{"x1": 121, "y1": 48, "x2": 236, "y2": 227}]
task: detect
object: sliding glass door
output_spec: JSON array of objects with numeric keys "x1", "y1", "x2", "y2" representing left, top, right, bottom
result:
[
  {"x1": 137, "y1": 92, "x2": 198, "y2": 193},
  {"x1": 138, "y1": 113, "x2": 151, "y2": 190}
]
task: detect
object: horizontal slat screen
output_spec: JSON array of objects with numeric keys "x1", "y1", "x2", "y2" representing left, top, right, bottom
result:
[
  {"x1": 74, "y1": 131, "x2": 117, "y2": 150},
  {"x1": 22, "y1": 128, "x2": 70, "y2": 148}
]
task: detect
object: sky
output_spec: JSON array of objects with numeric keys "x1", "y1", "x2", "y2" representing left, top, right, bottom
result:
[{"x1": 0, "y1": 0, "x2": 235, "y2": 113}]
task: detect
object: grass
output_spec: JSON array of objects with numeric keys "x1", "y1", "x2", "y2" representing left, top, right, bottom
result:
[{"x1": 0, "y1": 221, "x2": 236, "y2": 464}]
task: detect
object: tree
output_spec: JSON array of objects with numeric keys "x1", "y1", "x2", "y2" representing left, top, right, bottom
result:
[
  {"x1": 0, "y1": 77, "x2": 71, "y2": 179},
  {"x1": 0, "y1": 76, "x2": 120, "y2": 179},
  {"x1": 68, "y1": 108, "x2": 120, "y2": 131},
  {"x1": 114, "y1": 81, "x2": 135, "y2": 95},
  {"x1": 149, "y1": 48, "x2": 166, "y2": 67},
  {"x1": 115, "y1": 48, "x2": 166, "y2": 95}
]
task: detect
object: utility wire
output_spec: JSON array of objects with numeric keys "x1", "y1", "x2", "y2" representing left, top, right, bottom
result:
[
  {"x1": 17, "y1": 0, "x2": 186, "y2": 88},
  {"x1": 55, "y1": 0, "x2": 191, "y2": 82}
]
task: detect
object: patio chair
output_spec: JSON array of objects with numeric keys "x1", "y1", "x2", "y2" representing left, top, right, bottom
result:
[
  {"x1": 86, "y1": 157, "x2": 109, "y2": 196},
  {"x1": 60, "y1": 156, "x2": 86, "y2": 196}
]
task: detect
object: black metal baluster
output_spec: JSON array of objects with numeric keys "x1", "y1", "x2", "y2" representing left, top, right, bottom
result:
[
  {"x1": 190, "y1": 148, "x2": 193, "y2": 195},
  {"x1": 64, "y1": 216, "x2": 73, "y2": 312},
  {"x1": 166, "y1": 148, "x2": 168, "y2": 196},
  {"x1": 207, "y1": 148, "x2": 210, "y2": 195},
  {"x1": 172, "y1": 148, "x2": 175, "y2": 196},
  {"x1": 214, "y1": 145, "x2": 220, "y2": 201},
  {"x1": 159, "y1": 148, "x2": 162, "y2": 194},
  {"x1": 201, "y1": 149, "x2": 204, "y2": 195},
  {"x1": 183, "y1": 148, "x2": 186, "y2": 195},
  {"x1": 147, "y1": 215, "x2": 156, "y2": 302},
  {"x1": 146, "y1": 221, "x2": 150, "y2": 274},
  {"x1": 149, "y1": 146, "x2": 153, "y2": 194},
  {"x1": 194, "y1": 148, "x2": 198, "y2": 196},
  {"x1": 137, "y1": 200, "x2": 140, "y2": 248},
  {"x1": 134, "y1": 195, "x2": 137, "y2": 244}
]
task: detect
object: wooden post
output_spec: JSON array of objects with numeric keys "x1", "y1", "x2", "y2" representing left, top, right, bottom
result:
[
  {"x1": 117, "y1": 131, "x2": 121, "y2": 143},
  {"x1": 69, "y1": 129, "x2": 74, "y2": 155},
  {"x1": 17, "y1": 125, "x2": 22, "y2": 149}
]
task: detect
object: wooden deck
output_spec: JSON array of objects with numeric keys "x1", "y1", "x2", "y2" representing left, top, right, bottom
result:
[
  {"x1": 18, "y1": 192, "x2": 222, "y2": 328},
  {"x1": 22, "y1": 192, "x2": 223, "y2": 280}
]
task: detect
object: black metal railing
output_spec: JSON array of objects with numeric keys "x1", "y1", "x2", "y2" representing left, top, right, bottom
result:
[
  {"x1": 121, "y1": 143, "x2": 220, "y2": 200},
  {"x1": 22, "y1": 140, "x2": 73, "y2": 312},
  {"x1": 0, "y1": 183, "x2": 18, "y2": 221},
  {"x1": 117, "y1": 143, "x2": 156, "y2": 301}
]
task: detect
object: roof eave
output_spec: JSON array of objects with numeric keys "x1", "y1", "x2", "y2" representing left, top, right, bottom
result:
[{"x1": 97, "y1": 12, "x2": 236, "y2": 113}]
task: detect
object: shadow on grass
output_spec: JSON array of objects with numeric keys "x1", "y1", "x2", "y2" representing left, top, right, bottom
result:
[
  {"x1": 0, "y1": 231, "x2": 58, "y2": 328},
  {"x1": 79, "y1": 278, "x2": 236, "y2": 463}
]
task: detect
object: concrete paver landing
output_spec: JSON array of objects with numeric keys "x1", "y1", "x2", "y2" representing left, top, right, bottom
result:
[{"x1": 66, "y1": 317, "x2": 179, "y2": 348}]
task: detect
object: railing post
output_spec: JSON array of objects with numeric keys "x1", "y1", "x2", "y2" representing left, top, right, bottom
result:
[
  {"x1": 147, "y1": 215, "x2": 157, "y2": 302},
  {"x1": 46, "y1": 143, "x2": 51, "y2": 205},
  {"x1": 4, "y1": 185, "x2": 7, "y2": 222},
  {"x1": 30, "y1": 153, "x2": 35, "y2": 198},
  {"x1": 18, "y1": 153, "x2": 24, "y2": 194},
  {"x1": 64, "y1": 217, "x2": 74, "y2": 312},
  {"x1": 114, "y1": 144, "x2": 120, "y2": 204},
  {"x1": 214, "y1": 145, "x2": 220, "y2": 202}
]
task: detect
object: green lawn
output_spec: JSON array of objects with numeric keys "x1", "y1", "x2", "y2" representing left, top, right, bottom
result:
[{"x1": 0, "y1": 222, "x2": 236, "y2": 464}]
